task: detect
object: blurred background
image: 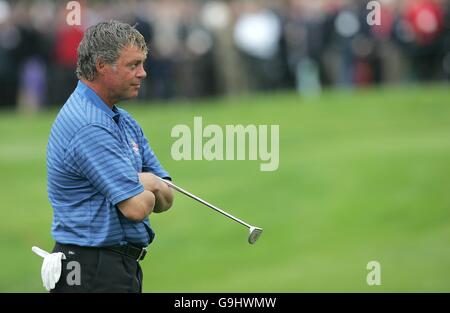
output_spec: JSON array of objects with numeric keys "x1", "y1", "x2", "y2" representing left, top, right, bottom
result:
[
  {"x1": 0, "y1": 0, "x2": 449, "y2": 110},
  {"x1": 0, "y1": 0, "x2": 449, "y2": 292}
]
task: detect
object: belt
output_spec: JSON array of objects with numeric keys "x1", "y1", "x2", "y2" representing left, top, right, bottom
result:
[{"x1": 106, "y1": 244, "x2": 148, "y2": 261}]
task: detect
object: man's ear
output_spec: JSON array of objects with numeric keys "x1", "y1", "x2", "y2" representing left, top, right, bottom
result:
[{"x1": 95, "y1": 59, "x2": 107, "y2": 76}]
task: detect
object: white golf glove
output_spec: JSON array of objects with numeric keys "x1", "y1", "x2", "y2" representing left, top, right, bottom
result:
[{"x1": 32, "y1": 246, "x2": 66, "y2": 291}]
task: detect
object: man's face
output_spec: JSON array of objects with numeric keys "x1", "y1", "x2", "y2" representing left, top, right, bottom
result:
[{"x1": 104, "y1": 45, "x2": 147, "y2": 102}]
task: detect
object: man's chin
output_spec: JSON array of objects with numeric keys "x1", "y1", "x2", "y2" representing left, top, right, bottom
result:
[
  {"x1": 118, "y1": 91, "x2": 140, "y2": 102},
  {"x1": 123, "y1": 89, "x2": 139, "y2": 100},
  {"x1": 131, "y1": 87, "x2": 141, "y2": 98}
]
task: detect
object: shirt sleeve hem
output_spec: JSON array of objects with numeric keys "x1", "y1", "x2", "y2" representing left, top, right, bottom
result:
[
  {"x1": 142, "y1": 168, "x2": 171, "y2": 181},
  {"x1": 111, "y1": 184, "x2": 145, "y2": 206}
]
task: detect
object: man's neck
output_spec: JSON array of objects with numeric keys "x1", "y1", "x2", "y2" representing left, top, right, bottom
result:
[{"x1": 81, "y1": 79, "x2": 116, "y2": 109}]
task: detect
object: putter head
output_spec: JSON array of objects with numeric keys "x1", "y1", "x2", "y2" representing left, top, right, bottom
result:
[{"x1": 248, "y1": 226, "x2": 263, "y2": 244}]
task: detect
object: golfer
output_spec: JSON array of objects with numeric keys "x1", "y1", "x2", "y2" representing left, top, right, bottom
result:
[{"x1": 46, "y1": 20, "x2": 173, "y2": 292}]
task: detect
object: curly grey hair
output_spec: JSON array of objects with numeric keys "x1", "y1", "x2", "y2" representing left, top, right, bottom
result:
[{"x1": 76, "y1": 20, "x2": 147, "y2": 81}]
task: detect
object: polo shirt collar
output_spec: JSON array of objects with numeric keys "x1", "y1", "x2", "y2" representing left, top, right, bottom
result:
[{"x1": 76, "y1": 80, "x2": 120, "y2": 123}]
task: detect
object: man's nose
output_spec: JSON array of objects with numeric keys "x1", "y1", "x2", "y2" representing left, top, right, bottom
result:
[{"x1": 137, "y1": 64, "x2": 147, "y2": 79}]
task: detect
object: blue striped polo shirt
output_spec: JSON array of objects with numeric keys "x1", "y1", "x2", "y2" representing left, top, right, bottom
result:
[{"x1": 47, "y1": 80, "x2": 170, "y2": 247}]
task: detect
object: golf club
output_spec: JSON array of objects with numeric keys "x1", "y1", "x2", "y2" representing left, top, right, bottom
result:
[{"x1": 157, "y1": 176, "x2": 263, "y2": 244}]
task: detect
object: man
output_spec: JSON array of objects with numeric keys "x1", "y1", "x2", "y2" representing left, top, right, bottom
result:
[{"x1": 46, "y1": 20, "x2": 173, "y2": 292}]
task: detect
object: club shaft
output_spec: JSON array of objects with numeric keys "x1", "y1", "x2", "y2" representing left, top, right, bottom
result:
[{"x1": 158, "y1": 177, "x2": 251, "y2": 228}]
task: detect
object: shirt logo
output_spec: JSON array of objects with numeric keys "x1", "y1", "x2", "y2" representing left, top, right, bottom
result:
[{"x1": 131, "y1": 140, "x2": 140, "y2": 155}]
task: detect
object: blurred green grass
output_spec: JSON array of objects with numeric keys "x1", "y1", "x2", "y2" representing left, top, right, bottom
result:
[{"x1": 0, "y1": 84, "x2": 449, "y2": 292}]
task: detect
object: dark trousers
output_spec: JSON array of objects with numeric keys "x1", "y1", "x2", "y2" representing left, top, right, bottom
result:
[{"x1": 50, "y1": 243, "x2": 143, "y2": 293}]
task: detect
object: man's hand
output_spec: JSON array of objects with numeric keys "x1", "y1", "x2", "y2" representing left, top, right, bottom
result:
[{"x1": 138, "y1": 172, "x2": 173, "y2": 213}]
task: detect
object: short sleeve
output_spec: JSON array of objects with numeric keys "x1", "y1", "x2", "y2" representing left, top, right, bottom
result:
[
  {"x1": 68, "y1": 124, "x2": 144, "y2": 206},
  {"x1": 140, "y1": 130, "x2": 171, "y2": 180}
]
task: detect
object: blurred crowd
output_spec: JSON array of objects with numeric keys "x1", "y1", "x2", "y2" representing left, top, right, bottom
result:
[{"x1": 0, "y1": 0, "x2": 449, "y2": 111}]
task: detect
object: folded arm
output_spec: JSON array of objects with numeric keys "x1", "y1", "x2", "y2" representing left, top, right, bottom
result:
[
  {"x1": 138, "y1": 172, "x2": 174, "y2": 213},
  {"x1": 117, "y1": 190, "x2": 155, "y2": 221}
]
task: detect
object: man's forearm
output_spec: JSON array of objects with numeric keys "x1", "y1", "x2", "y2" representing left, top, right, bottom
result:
[{"x1": 138, "y1": 172, "x2": 173, "y2": 213}]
